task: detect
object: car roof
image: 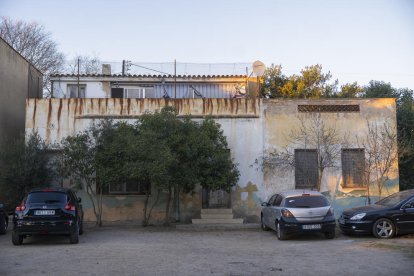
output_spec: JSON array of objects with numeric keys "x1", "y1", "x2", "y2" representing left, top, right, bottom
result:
[
  {"x1": 279, "y1": 190, "x2": 323, "y2": 198},
  {"x1": 29, "y1": 187, "x2": 72, "y2": 193}
]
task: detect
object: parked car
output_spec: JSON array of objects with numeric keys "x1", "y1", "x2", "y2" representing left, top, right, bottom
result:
[
  {"x1": 261, "y1": 190, "x2": 336, "y2": 240},
  {"x1": 12, "y1": 187, "x2": 83, "y2": 245},
  {"x1": 339, "y1": 189, "x2": 414, "y2": 239},
  {"x1": 0, "y1": 203, "x2": 8, "y2": 235}
]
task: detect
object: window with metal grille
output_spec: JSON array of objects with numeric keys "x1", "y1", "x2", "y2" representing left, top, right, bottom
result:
[
  {"x1": 341, "y1": 149, "x2": 365, "y2": 188},
  {"x1": 100, "y1": 180, "x2": 150, "y2": 195},
  {"x1": 294, "y1": 149, "x2": 318, "y2": 189},
  {"x1": 298, "y1": 105, "x2": 360, "y2": 113}
]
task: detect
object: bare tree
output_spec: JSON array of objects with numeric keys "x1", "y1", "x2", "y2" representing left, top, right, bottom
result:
[
  {"x1": 262, "y1": 113, "x2": 344, "y2": 191},
  {"x1": 357, "y1": 120, "x2": 399, "y2": 200},
  {"x1": 67, "y1": 55, "x2": 102, "y2": 75},
  {"x1": 0, "y1": 17, "x2": 65, "y2": 97}
]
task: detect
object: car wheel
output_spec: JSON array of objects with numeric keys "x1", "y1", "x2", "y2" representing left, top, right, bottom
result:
[
  {"x1": 276, "y1": 221, "x2": 287, "y2": 240},
  {"x1": 12, "y1": 231, "x2": 23, "y2": 245},
  {"x1": 69, "y1": 222, "x2": 79, "y2": 244},
  {"x1": 261, "y1": 216, "x2": 269, "y2": 231},
  {"x1": 324, "y1": 230, "x2": 335, "y2": 239},
  {"x1": 0, "y1": 218, "x2": 6, "y2": 235},
  {"x1": 373, "y1": 218, "x2": 395, "y2": 239}
]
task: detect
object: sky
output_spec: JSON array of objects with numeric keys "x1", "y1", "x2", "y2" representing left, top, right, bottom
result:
[{"x1": 1, "y1": 0, "x2": 413, "y2": 89}]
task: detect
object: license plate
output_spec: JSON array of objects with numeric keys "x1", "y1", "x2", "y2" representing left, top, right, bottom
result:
[
  {"x1": 302, "y1": 224, "x2": 321, "y2": 230},
  {"x1": 35, "y1": 210, "x2": 55, "y2": 215}
]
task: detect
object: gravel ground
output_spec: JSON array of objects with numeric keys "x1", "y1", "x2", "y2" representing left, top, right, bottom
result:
[{"x1": 0, "y1": 226, "x2": 413, "y2": 276}]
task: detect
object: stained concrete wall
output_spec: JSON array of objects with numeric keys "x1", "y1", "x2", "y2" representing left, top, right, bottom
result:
[
  {"x1": 0, "y1": 38, "x2": 42, "y2": 151},
  {"x1": 25, "y1": 98, "x2": 398, "y2": 223}
]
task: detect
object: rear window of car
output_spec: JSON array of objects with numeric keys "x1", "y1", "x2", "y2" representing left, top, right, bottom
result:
[
  {"x1": 283, "y1": 195, "x2": 329, "y2": 208},
  {"x1": 26, "y1": 192, "x2": 67, "y2": 204}
]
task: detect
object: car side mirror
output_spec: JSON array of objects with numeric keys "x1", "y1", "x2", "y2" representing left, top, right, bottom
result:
[
  {"x1": 77, "y1": 198, "x2": 82, "y2": 203},
  {"x1": 261, "y1": 202, "x2": 269, "y2": 207}
]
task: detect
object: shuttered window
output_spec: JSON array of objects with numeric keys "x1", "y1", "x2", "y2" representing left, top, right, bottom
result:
[
  {"x1": 342, "y1": 149, "x2": 365, "y2": 188},
  {"x1": 295, "y1": 149, "x2": 318, "y2": 189}
]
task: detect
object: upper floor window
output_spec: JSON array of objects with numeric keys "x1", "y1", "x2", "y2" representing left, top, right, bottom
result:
[
  {"x1": 68, "y1": 84, "x2": 86, "y2": 98},
  {"x1": 111, "y1": 86, "x2": 156, "y2": 98}
]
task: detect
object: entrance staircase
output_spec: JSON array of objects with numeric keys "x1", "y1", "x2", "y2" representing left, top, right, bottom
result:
[{"x1": 191, "y1": 209, "x2": 243, "y2": 224}]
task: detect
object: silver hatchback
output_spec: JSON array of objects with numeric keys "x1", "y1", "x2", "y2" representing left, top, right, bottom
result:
[{"x1": 261, "y1": 190, "x2": 336, "y2": 240}]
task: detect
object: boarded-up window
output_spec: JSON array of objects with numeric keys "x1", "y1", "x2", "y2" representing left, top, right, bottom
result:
[
  {"x1": 342, "y1": 149, "x2": 365, "y2": 188},
  {"x1": 68, "y1": 84, "x2": 86, "y2": 98},
  {"x1": 295, "y1": 149, "x2": 318, "y2": 189}
]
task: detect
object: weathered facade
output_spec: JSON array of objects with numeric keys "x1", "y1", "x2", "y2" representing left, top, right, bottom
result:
[
  {"x1": 25, "y1": 98, "x2": 399, "y2": 223},
  {"x1": 0, "y1": 37, "x2": 43, "y2": 152}
]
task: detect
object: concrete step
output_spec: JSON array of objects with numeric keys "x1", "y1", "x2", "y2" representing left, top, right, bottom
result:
[
  {"x1": 200, "y1": 208, "x2": 233, "y2": 214},
  {"x1": 201, "y1": 213, "x2": 234, "y2": 219},
  {"x1": 192, "y1": 218, "x2": 244, "y2": 224}
]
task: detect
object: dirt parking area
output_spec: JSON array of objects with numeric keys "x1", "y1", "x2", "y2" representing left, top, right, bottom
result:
[{"x1": 0, "y1": 226, "x2": 413, "y2": 276}]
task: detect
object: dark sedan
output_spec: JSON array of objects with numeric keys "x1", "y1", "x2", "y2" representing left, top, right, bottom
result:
[{"x1": 339, "y1": 189, "x2": 414, "y2": 239}]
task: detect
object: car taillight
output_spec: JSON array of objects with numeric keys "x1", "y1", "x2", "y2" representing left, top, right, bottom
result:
[
  {"x1": 16, "y1": 203, "x2": 26, "y2": 211},
  {"x1": 327, "y1": 207, "x2": 334, "y2": 216},
  {"x1": 65, "y1": 202, "x2": 76, "y2": 211},
  {"x1": 281, "y1": 208, "x2": 294, "y2": 218}
]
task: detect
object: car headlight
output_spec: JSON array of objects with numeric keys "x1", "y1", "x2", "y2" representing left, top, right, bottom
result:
[{"x1": 350, "y1": 213, "x2": 366, "y2": 220}]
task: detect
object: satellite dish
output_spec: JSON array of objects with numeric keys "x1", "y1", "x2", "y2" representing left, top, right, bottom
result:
[
  {"x1": 252, "y1": 60, "x2": 266, "y2": 77},
  {"x1": 239, "y1": 86, "x2": 246, "y2": 95}
]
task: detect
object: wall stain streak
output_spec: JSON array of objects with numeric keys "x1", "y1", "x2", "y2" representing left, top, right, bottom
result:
[
  {"x1": 57, "y1": 99, "x2": 62, "y2": 140},
  {"x1": 79, "y1": 98, "x2": 83, "y2": 115},
  {"x1": 120, "y1": 98, "x2": 123, "y2": 115},
  {"x1": 127, "y1": 98, "x2": 131, "y2": 114},
  {"x1": 46, "y1": 99, "x2": 52, "y2": 143},
  {"x1": 32, "y1": 99, "x2": 37, "y2": 128}
]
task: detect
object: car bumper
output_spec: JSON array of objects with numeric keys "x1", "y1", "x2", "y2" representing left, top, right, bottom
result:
[
  {"x1": 280, "y1": 218, "x2": 336, "y2": 234},
  {"x1": 338, "y1": 219, "x2": 373, "y2": 235},
  {"x1": 13, "y1": 219, "x2": 76, "y2": 235}
]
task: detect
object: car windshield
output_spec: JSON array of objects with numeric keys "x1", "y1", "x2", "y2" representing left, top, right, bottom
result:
[
  {"x1": 26, "y1": 192, "x2": 67, "y2": 204},
  {"x1": 284, "y1": 195, "x2": 329, "y2": 208},
  {"x1": 376, "y1": 190, "x2": 414, "y2": 207}
]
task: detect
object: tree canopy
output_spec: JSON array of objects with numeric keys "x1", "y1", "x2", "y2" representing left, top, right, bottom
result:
[{"x1": 58, "y1": 107, "x2": 239, "y2": 225}]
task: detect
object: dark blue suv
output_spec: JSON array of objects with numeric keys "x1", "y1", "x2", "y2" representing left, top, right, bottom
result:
[{"x1": 12, "y1": 188, "x2": 83, "y2": 245}]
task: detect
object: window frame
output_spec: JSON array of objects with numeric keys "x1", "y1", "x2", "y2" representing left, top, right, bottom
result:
[
  {"x1": 67, "y1": 84, "x2": 86, "y2": 98},
  {"x1": 100, "y1": 181, "x2": 150, "y2": 196}
]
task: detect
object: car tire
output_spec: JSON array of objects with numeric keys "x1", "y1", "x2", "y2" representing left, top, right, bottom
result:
[
  {"x1": 69, "y1": 222, "x2": 79, "y2": 244},
  {"x1": 261, "y1": 215, "x2": 269, "y2": 231},
  {"x1": 325, "y1": 230, "x2": 335, "y2": 239},
  {"x1": 276, "y1": 221, "x2": 287, "y2": 240},
  {"x1": 0, "y1": 218, "x2": 6, "y2": 235},
  {"x1": 12, "y1": 231, "x2": 23, "y2": 245},
  {"x1": 373, "y1": 218, "x2": 395, "y2": 239}
]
